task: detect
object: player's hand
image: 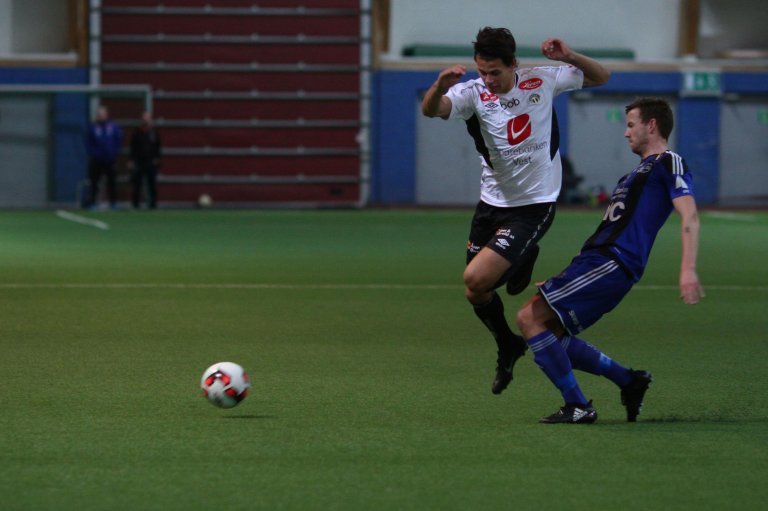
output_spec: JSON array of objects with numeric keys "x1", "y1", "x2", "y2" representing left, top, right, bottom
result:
[
  {"x1": 436, "y1": 65, "x2": 466, "y2": 92},
  {"x1": 679, "y1": 268, "x2": 705, "y2": 305},
  {"x1": 541, "y1": 38, "x2": 574, "y2": 62}
]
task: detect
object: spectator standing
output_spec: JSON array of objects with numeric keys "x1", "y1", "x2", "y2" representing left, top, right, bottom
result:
[
  {"x1": 85, "y1": 105, "x2": 123, "y2": 209},
  {"x1": 130, "y1": 111, "x2": 162, "y2": 209}
]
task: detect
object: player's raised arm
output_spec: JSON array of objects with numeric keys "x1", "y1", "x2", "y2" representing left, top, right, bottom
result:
[
  {"x1": 672, "y1": 194, "x2": 704, "y2": 304},
  {"x1": 541, "y1": 38, "x2": 610, "y2": 88},
  {"x1": 421, "y1": 65, "x2": 467, "y2": 119}
]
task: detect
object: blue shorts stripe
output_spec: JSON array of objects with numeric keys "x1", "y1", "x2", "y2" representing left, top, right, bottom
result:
[
  {"x1": 539, "y1": 252, "x2": 634, "y2": 334},
  {"x1": 545, "y1": 260, "x2": 619, "y2": 302}
]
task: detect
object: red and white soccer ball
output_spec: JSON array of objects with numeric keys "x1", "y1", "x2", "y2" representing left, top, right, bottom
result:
[{"x1": 201, "y1": 362, "x2": 251, "y2": 409}]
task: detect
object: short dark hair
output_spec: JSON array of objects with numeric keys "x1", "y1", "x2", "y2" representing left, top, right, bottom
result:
[
  {"x1": 625, "y1": 97, "x2": 674, "y2": 140},
  {"x1": 473, "y1": 27, "x2": 517, "y2": 67}
]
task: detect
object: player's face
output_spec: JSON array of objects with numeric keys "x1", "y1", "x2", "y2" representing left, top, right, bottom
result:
[
  {"x1": 475, "y1": 57, "x2": 516, "y2": 94},
  {"x1": 624, "y1": 108, "x2": 649, "y2": 156}
]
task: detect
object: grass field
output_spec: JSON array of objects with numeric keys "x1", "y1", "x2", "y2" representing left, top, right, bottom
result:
[{"x1": 1, "y1": 208, "x2": 767, "y2": 510}]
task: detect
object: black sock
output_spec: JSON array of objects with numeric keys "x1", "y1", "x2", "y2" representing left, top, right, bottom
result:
[{"x1": 473, "y1": 292, "x2": 527, "y2": 361}]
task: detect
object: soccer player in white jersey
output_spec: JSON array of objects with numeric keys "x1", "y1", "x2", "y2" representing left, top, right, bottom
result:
[
  {"x1": 422, "y1": 27, "x2": 610, "y2": 395},
  {"x1": 515, "y1": 98, "x2": 704, "y2": 424}
]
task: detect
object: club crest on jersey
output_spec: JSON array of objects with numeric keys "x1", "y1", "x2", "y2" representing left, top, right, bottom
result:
[
  {"x1": 519, "y1": 78, "x2": 543, "y2": 90},
  {"x1": 528, "y1": 94, "x2": 541, "y2": 104}
]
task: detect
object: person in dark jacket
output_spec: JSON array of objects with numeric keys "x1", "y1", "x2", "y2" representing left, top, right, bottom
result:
[
  {"x1": 129, "y1": 111, "x2": 162, "y2": 209},
  {"x1": 85, "y1": 105, "x2": 123, "y2": 209}
]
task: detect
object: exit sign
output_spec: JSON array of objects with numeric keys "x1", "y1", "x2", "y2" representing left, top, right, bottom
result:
[{"x1": 682, "y1": 70, "x2": 721, "y2": 96}]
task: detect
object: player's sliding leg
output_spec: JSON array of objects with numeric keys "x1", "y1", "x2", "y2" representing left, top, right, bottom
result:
[
  {"x1": 527, "y1": 330, "x2": 597, "y2": 424},
  {"x1": 560, "y1": 335, "x2": 652, "y2": 422}
]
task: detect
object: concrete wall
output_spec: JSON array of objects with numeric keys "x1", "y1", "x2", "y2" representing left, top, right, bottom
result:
[
  {"x1": 386, "y1": 0, "x2": 682, "y2": 61},
  {"x1": 0, "y1": 0, "x2": 71, "y2": 55},
  {"x1": 0, "y1": 0, "x2": 12, "y2": 55}
]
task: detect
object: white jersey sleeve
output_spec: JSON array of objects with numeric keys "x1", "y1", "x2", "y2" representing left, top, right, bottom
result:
[
  {"x1": 552, "y1": 64, "x2": 584, "y2": 94},
  {"x1": 445, "y1": 82, "x2": 479, "y2": 121}
]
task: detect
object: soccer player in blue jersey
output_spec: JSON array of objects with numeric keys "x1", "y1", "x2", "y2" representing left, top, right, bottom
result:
[{"x1": 515, "y1": 97, "x2": 704, "y2": 424}]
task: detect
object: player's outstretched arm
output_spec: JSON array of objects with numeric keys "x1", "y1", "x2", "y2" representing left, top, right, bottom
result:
[
  {"x1": 421, "y1": 65, "x2": 466, "y2": 119},
  {"x1": 673, "y1": 195, "x2": 705, "y2": 304},
  {"x1": 541, "y1": 38, "x2": 610, "y2": 88}
]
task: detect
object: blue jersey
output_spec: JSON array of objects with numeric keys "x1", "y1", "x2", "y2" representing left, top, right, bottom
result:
[
  {"x1": 86, "y1": 121, "x2": 123, "y2": 164},
  {"x1": 581, "y1": 151, "x2": 693, "y2": 281}
]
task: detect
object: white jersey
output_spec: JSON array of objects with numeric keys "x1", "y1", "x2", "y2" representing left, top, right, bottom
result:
[{"x1": 446, "y1": 66, "x2": 583, "y2": 207}]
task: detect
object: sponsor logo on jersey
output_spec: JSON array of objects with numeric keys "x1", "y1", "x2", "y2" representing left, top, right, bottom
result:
[
  {"x1": 507, "y1": 114, "x2": 532, "y2": 145},
  {"x1": 499, "y1": 140, "x2": 548, "y2": 158},
  {"x1": 519, "y1": 78, "x2": 543, "y2": 90},
  {"x1": 495, "y1": 228, "x2": 513, "y2": 238},
  {"x1": 512, "y1": 156, "x2": 532, "y2": 166},
  {"x1": 635, "y1": 162, "x2": 654, "y2": 174},
  {"x1": 467, "y1": 241, "x2": 481, "y2": 253},
  {"x1": 480, "y1": 91, "x2": 499, "y2": 102},
  {"x1": 603, "y1": 201, "x2": 626, "y2": 222},
  {"x1": 528, "y1": 93, "x2": 541, "y2": 104},
  {"x1": 500, "y1": 98, "x2": 520, "y2": 110}
]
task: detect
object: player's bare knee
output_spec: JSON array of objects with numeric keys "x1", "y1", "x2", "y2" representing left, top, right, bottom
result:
[
  {"x1": 465, "y1": 267, "x2": 498, "y2": 294},
  {"x1": 463, "y1": 267, "x2": 485, "y2": 294},
  {"x1": 515, "y1": 304, "x2": 537, "y2": 336}
]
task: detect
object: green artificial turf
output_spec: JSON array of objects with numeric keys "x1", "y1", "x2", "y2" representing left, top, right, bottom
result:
[{"x1": 0, "y1": 208, "x2": 766, "y2": 510}]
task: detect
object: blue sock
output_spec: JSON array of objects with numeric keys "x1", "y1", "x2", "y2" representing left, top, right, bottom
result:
[
  {"x1": 527, "y1": 331, "x2": 588, "y2": 405},
  {"x1": 561, "y1": 335, "x2": 632, "y2": 387}
]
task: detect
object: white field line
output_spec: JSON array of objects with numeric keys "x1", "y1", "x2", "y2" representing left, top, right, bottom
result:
[
  {"x1": 0, "y1": 283, "x2": 766, "y2": 292},
  {"x1": 55, "y1": 210, "x2": 110, "y2": 230}
]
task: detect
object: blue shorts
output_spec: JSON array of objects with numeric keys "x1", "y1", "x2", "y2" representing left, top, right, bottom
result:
[{"x1": 538, "y1": 251, "x2": 634, "y2": 335}]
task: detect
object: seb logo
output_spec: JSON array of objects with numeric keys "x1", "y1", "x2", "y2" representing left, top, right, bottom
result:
[
  {"x1": 480, "y1": 91, "x2": 499, "y2": 102},
  {"x1": 603, "y1": 201, "x2": 626, "y2": 222},
  {"x1": 506, "y1": 114, "x2": 532, "y2": 145},
  {"x1": 519, "y1": 78, "x2": 543, "y2": 90}
]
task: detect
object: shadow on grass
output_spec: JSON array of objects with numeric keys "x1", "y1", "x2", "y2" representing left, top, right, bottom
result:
[{"x1": 596, "y1": 416, "x2": 768, "y2": 425}]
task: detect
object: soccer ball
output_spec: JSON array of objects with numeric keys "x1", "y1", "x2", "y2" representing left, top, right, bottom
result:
[
  {"x1": 197, "y1": 193, "x2": 213, "y2": 208},
  {"x1": 201, "y1": 362, "x2": 251, "y2": 409}
]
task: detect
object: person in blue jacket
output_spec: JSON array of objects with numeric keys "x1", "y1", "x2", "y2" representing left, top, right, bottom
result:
[{"x1": 86, "y1": 105, "x2": 123, "y2": 209}]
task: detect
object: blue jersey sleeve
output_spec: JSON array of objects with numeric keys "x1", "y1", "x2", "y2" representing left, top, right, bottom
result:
[{"x1": 659, "y1": 151, "x2": 694, "y2": 200}]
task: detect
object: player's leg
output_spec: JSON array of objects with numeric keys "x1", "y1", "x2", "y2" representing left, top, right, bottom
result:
[
  {"x1": 147, "y1": 164, "x2": 158, "y2": 209},
  {"x1": 131, "y1": 164, "x2": 143, "y2": 209},
  {"x1": 528, "y1": 252, "x2": 651, "y2": 421},
  {"x1": 106, "y1": 163, "x2": 118, "y2": 208},
  {"x1": 505, "y1": 243, "x2": 540, "y2": 295},
  {"x1": 465, "y1": 202, "x2": 556, "y2": 395},
  {"x1": 464, "y1": 203, "x2": 526, "y2": 395},
  {"x1": 517, "y1": 294, "x2": 596, "y2": 423},
  {"x1": 88, "y1": 160, "x2": 101, "y2": 208}
]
